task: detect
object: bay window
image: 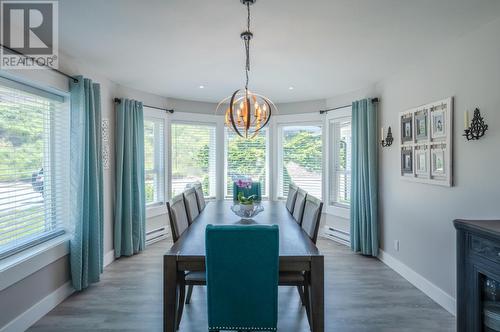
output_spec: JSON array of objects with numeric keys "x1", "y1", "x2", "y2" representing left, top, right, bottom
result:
[
  {"x1": 278, "y1": 125, "x2": 323, "y2": 199},
  {"x1": 225, "y1": 128, "x2": 268, "y2": 198},
  {"x1": 329, "y1": 117, "x2": 352, "y2": 207},
  {"x1": 0, "y1": 77, "x2": 69, "y2": 259},
  {"x1": 144, "y1": 112, "x2": 165, "y2": 206},
  {"x1": 170, "y1": 122, "x2": 216, "y2": 198}
]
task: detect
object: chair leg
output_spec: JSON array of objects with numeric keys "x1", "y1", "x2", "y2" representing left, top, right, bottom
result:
[
  {"x1": 303, "y1": 278, "x2": 312, "y2": 330},
  {"x1": 185, "y1": 285, "x2": 194, "y2": 304},
  {"x1": 296, "y1": 285, "x2": 306, "y2": 305},
  {"x1": 176, "y1": 283, "x2": 186, "y2": 330}
]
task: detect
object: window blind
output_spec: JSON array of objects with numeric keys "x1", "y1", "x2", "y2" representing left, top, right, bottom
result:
[
  {"x1": 279, "y1": 125, "x2": 322, "y2": 199},
  {"x1": 144, "y1": 116, "x2": 165, "y2": 205},
  {"x1": 329, "y1": 119, "x2": 351, "y2": 206},
  {"x1": 171, "y1": 123, "x2": 216, "y2": 198},
  {"x1": 0, "y1": 77, "x2": 69, "y2": 259},
  {"x1": 225, "y1": 128, "x2": 268, "y2": 198}
]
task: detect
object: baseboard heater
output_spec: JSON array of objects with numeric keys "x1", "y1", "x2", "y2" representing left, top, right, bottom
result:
[
  {"x1": 322, "y1": 226, "x2": 350, "y2": 246},
  {"x1": 146, "y1": 227, "x2": 168, "y2": 245}
]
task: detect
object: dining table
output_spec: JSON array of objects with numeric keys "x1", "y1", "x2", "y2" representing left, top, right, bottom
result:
[{"x1": 163, "y1": 200, "x2": 324, "y2": 331}]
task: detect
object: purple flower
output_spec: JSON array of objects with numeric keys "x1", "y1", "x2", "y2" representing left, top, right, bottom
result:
[{"x1": 235, "y1": 178, "x2": 252, "y2": 189}]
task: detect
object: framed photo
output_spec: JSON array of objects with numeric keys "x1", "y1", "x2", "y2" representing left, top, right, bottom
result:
[
  {"x1": 400, "y1": 97, "x2": 453, "y2": 186},
  {"x1": 415, "y1": 110, "x2": 428, "y2": 140},
  {"x1": 431, "y1": 109, "x2": 446, "y2": 138},
  {"x1": 415, "y1": 149, "x2": 428, "y2": 175},
  {"x1": 401, "y1": 116, "x2": 413, "y2": 142},
  {"x1": 401, "y1": 149, "x2": 413, "y2": 174},
  {"x1": 431, "y1": 149, "x2": 446, "y2": 175}
]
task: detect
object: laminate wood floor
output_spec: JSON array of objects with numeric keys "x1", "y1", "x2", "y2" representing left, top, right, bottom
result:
[{"x1": 30, "y1": 238, "x2": 455, "y2": 332}]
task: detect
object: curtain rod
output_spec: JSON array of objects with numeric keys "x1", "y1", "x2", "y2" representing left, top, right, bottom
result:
[
  {"x1": 319, "y1": 97, "x2": 379, "y2": 114},
  {"x1": 113, "y1": 98, "x2": 174, "y2": 114},
  {"x1": 0, "y1": 43, "x2": 79, "y2": 83}
]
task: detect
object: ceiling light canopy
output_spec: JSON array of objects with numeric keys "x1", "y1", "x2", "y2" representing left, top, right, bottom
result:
[{"x1": 216, "y1": 0, "x2": 276, "y2": 139}]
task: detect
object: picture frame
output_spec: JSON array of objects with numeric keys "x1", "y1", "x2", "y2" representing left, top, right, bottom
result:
[
  {"x1": 401, "y1": 116, "x2": 413, "y2": 143},
  {"x1": 431, "y1": 108, "x2": 446, "y2": 139},
  {"x1": 415, "y1": 148, "x2": 428, "y2": 175},
  {"x1": 415, "y1": 110, "x2": 428, "y2": 140},
  {"x1": 431, "y1": 148, "x2": 446, "y2": 176},
  {"x1": 401, "y1": 148, "x2": 413, "y2": 174},
  {"x1": 399, "y1": 97, "x2": 453, "y2": 186}
]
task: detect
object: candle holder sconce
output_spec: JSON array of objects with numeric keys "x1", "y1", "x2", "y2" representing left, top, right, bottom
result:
[
  {"x1": 464, "y1": 108, "x2": 488, "y2": 141},
  {"x1": 381, "y1": 126, "x2": 394, "y2": 147}
]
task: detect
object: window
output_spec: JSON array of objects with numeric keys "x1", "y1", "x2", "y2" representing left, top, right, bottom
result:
[
  {"x1": 0, "y1": 77, "x2": 69, "y2": 259},
  {"x1": 329, "y1": 118, "x2": 351, "y2": 206},
  {"x1": 225, "y1": 128, "x2": 268, "y2": 198},
  {"x1": 144, "y1": 115, "x2": 165, "y2": 206},
  {"x1": 171, "y1": 123, "x2": 216, "y2": 198},
  {"x1": 278, "y1": 125, "x2": 322, "y2": 199}
]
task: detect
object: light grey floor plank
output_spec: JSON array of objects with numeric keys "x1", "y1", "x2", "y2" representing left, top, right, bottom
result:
[{"x1": 29, "y1": 238, "x2": 455, "y2": 331}]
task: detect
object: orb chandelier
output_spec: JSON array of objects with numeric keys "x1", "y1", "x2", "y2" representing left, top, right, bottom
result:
[{"x1": 216, "y1": 0, "x2": 276, "y2": 139}]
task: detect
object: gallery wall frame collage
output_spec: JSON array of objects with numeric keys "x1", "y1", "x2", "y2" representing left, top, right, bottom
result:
[{"x1": 399, "y1": 97, "x2": 453, "y2": 187}]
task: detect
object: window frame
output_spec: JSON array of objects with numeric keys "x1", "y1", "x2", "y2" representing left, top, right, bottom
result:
[
  {"x1": 143, "y1": 107, "x2": 168, "y2": 218},
  {"x1": 223, "y1": 127, "x2": 270, "y2": 199},
  {"x1": 272, "y1": 113, "x2": 324, "y2": 201},
  {"x1": 0, "y1": 74, "x2": 70, "y2": 260},
  {"x1": 167, "y1": 112, "x2": 220, "y2": 201},
  {"x1": 325, "y1": 108, "x2": 352, "y2": 219}
]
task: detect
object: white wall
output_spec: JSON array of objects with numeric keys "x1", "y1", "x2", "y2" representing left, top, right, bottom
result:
[{"x1": 375, "y1": 16, "x2": 500, "y2": 308}]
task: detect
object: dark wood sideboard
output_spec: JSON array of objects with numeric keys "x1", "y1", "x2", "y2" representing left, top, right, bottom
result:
[{"x1": 455, "y1": 219, "x2": 500, "y2": 332}]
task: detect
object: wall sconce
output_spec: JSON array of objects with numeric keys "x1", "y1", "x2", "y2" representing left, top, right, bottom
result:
[
  {"x1": 380, "y1": 126, "x2": 393, "y2": 147},
  {"x1": 463, "y1": 108, "x2": 488, "y2": 141}
]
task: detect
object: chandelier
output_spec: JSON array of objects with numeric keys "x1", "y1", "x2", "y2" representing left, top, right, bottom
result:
[{"x1": 216, "y1": 0, "x2": 276, "y2": 139}]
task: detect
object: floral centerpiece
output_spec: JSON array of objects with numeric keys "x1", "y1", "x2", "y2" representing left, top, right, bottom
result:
[
  {"x1": 231, "y1": 177, "x2": 263, "y2": 220},
  {"x1": 235, "y1": 178, "x2": 256, "y2": 205}
]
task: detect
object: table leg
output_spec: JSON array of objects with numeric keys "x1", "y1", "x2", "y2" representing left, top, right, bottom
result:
[
  {"x1": 164, "y1": 255, "x2": 178, "y2": 332},
  {"x1": 310, "y1": 256, "x2": 324, "y2": 332}
]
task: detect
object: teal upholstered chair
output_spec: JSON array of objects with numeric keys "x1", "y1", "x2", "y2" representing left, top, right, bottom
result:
[
  {"x1": 205, "y1": 224, "x2": 279, "y2": 331},
  {"x1": 233, "y1": 181, "x2": 262, "y2": 201}
]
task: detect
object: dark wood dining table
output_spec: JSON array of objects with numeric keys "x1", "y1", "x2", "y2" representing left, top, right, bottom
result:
[{"x1": 163, "y1": 200, "x2": 324, "y2": 331}]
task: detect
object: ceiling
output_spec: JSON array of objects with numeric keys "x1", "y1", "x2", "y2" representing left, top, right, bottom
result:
[{"x1": 59, "y1": 0, "x2": 500, "y2": 103}]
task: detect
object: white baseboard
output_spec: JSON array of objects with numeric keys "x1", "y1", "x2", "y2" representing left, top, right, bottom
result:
[
  {"x1": 0, "y1": 281, "x2": 74, "y2": 332},
  {"x1": 378, "y1": 249, "x2": 456, "y2": 316},
  {"x1": 103, "y1": 250, "x2": 115, "y2": 268}
]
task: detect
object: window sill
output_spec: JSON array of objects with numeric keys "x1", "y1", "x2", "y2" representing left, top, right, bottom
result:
[
  {"x1": 0, "y1": 233, "x2": 71, "y2": 291},
  {"x1": 325, "y1": 204, "x2": 350, "y2": 220}
]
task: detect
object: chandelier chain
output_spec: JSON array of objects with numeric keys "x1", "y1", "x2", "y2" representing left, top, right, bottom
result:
[{"x1": 244, "y1": 2, "x2": 251, "y2": 90}]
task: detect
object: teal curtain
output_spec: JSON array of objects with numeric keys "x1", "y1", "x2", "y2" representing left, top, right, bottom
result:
[
  {"x1": 69, "y1": 76, "x2": 104, "y2": 291},
  {"x1": 350, "y1": 98, "x2": 378, "y2": 256},
  {"x1": 114, "y1": 99, "x2": 146, "y2": 257}
]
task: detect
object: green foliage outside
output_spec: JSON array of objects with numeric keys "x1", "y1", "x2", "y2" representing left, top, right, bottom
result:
[
  {"x1": 0, "y1": 103, "x2": 44, "y2": 182},
  {"x1": 283, "y1": 130, "x2": 322, "y2": 172}
]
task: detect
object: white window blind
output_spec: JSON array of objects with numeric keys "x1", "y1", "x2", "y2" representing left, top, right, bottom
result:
[
  {"x1": 329, "y1": 118, "x2": 351, "y2": 206},
  {"x1": 225, "y1": 128, "x2": 267, "y2": 198},
  {"x1": 144, "y1": 116, "x2": 165, "y2": 206},
  {"x1": 279, "y1": 125, "x2": 322, "y2": 199},
  {"x1": 0, "y1": 77, "x2": 69, "y2": 259},
  {"x1": 171, "y1": 123, "x2": 216, "y2": 198}
]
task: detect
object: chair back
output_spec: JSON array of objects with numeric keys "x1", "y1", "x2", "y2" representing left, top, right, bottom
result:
[
  {"x1": 292, "y1": 188, "x2": 307, "y2": 224},
  {"x1": 285, "y1": 183, "x2": 298, "y2": 213},
  {"x1": 184, "y1": 188, "x2": 199, "y2": 224},
  {"x1": 194, "y1": 182, "x2": 206, "y2": 211},
  {"x1": 205, "y1": 224, "x2": 279, "y2": 331},
  {"x1": 167, "y1": 194, "x2": 189, "y2": 242},
  {"x1": 233, "y1": 181, "x2": 262, "y2": 201},
  {"x1": 301, "y1": 195, "x2": 323, "y2": 244}
]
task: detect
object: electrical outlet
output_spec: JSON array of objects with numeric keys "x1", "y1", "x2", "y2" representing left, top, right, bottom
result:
[{"x1": 394, "y1": 240, "x2": 400, "y2": 252}]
